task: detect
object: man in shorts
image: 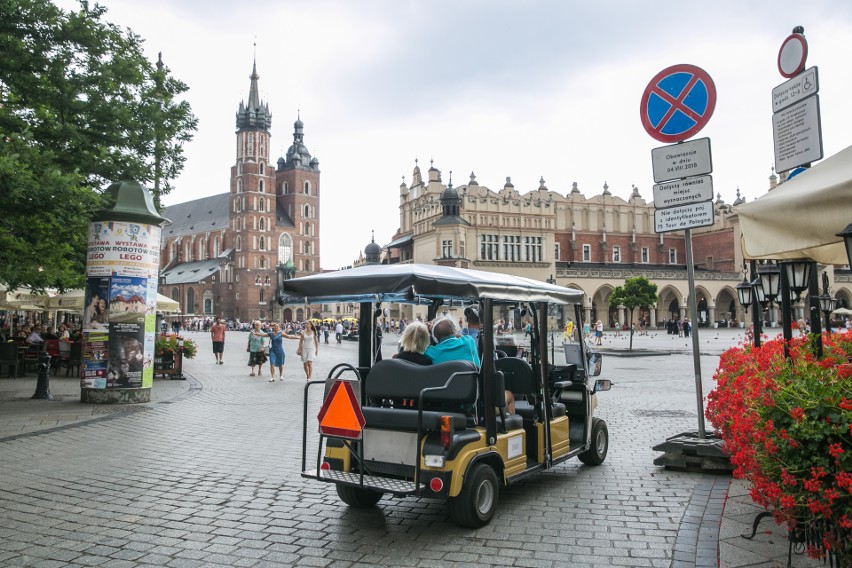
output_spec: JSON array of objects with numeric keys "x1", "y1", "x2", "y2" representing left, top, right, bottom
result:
[{"x1": 211, "y1": 317, "x2": 226, "y2": 365}]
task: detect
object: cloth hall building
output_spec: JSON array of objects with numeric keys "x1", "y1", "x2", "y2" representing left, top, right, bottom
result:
[
  {"x1": 381, "y1": 163, "x2": 852, "y2": 329},
  {"x1": 158, "y1": 61, "x2": 320, "y2": 323}
]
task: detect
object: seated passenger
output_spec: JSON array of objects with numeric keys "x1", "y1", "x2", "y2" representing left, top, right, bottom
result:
[
  {"x1": 425, "y1": 317, "x2": 479, "y2": 366},
  {"x1": 427, "y1": 317, "x2": 515, "y2": 414},
  {"x1": 393, "y1": 322, "x2": 432, "y2": 365}
]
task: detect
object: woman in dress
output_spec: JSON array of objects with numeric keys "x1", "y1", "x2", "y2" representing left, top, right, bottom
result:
[
  {"x1": 262, "y1": 323, "x2": 299, "y2": 382},
  {"x1": 246, "y1": 320, "x2": 266, "y2": 377},
  {"x1": 297, "y1": 320, "x2": 320, "y2": 380}
]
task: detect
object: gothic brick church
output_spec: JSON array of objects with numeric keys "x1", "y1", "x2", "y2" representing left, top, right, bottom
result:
[{"x1": 159, "y1": 60, "x2": 320, "y2": 323}]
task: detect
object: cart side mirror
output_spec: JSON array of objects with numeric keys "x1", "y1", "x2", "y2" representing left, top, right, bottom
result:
[
  {"x1": 593, "y1": 379, "x2": 612, "y2": 393},
  {"x1": 588, "y1": 352, "x2": 603, "y2": 376}
]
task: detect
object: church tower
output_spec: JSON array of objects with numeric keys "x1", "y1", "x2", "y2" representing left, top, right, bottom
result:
[
  {"x1": 229, "y1": 59, "x2": 278, "y2": 318},
  {"x1": 276, "y1": 115, "x2": 321, "y2": 274}
]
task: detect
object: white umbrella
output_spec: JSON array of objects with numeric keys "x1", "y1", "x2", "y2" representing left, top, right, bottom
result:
[
  {"x1": 738, "y1": 145, "x2": 852, "y2": 264},
  {"x1": 46, "y1": 289, "x2": 181, "y2": 313},
  {"x1": 831, "y1": 307, "x2": 852, "y2": 317}
]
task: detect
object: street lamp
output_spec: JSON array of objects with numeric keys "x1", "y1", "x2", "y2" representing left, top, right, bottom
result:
[
  {"x1": 736, "y1": 278, "x2": 752, "y2": 312},
  {"x1": 780, "y1": 259, "x2": 812, "y2": 302},
  {"x1": 757, "y1": 262, "x2": 781, "y2": 305},
  {"x1": 837, "y1": 223, "x2": 852, "y2": 267}
]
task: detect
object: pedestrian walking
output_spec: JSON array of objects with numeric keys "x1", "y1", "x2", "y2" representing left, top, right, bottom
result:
[
  {"x1": 210, "y1": 317, "x2": 226, "y2": 365},
  {"x1": 263, "y1": 323, "x2": 299, "y2": 381},
  {"x1": 335, "y1": 320, "x2": 343, "y2": 343},
  {"x1": 297, "y1": 320, "x2": 320, "y2": 380},
  {"x1": 246, "y1": 320, "x2": 266, "y2": 377},
  {"x1": 595, "y1": 320, "x2": 603, "y2": 346}
]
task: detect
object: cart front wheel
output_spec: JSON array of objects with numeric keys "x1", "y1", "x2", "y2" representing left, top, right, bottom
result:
[{"x1": 578, "y1": 418, "x2": 608, "y2": 466}]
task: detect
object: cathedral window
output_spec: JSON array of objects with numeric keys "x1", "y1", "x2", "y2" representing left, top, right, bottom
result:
[
  {"x1": 304, "y1": 181, "x2": 311, "y2": 195},
  {"x1": 259, "y1": 217, "x2": 265, "y2": 231},
  {"x1": 259, "y1": 198, "x2": 265, "y2": 212},
  {"x1": 260, "y1": 256, "x2": 266, "y2": 268},
  {"x1": 171, "y1": 287, "x2": 179, "y2": 302},
  {"x1": 237, "y1": 179, "x2": 242, "y2": 193},
  {"x1": 186, "y1": 288, "x2": 195, "y2": 314},
  {"x1": 213, "y1": 237, "x2": 219, "y2": 257},
  {"x1": 259, "y1": 236, "x2": 265, "y2": 251},
  {"x1": 236, "y1": 236, "x2": 242, "y2": 251},
  {"x1": 185, "y1": 242, "x2": 191, "y2": 262},
  {"x1": 282, "y1": 181, "x2": 288, "y2": 194},
  {"x1": 304, "y1": 240, "x2": 310, "y2": 254},
  {"x1": 260, "y1": 162, "x2": 264, "y2": 175},
  {"x1": 304, "y1": 204, "x2": 310, "y2": 218},
  {"x1": 278, "y1": 234, "x2": 293, "y2": 264},
  {"x1": 259, "y1": 289, "x2": 265, "y2": 303},
  {"x1": 198, "y1": 238, "x2": 205, "y2": 259},
  {"x1": 259, "y1": 180, "x2": 265, "y2": 193}
]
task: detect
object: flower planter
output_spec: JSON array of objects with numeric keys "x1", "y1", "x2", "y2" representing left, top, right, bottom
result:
[{"x1": 154, "y1": 350, "x2": 183, "y2": 379}]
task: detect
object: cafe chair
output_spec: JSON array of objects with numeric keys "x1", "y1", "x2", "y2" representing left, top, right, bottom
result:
[{"x1": 0, "y1": 342, "x2": 20, "y2": 378}]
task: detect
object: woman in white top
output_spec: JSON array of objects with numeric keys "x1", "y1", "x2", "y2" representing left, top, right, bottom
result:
[{"x1": 298, "y1": 320, "x2": 320, "y2": 380}]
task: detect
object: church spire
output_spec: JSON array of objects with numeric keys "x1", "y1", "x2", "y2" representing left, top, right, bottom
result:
[{"x1": 235, "y1": 54, "x2": 271, "y2": 132}]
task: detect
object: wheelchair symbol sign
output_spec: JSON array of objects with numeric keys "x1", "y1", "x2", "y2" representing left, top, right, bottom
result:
[{"x1": 640, "y1": 64, "x2": 716, "y2": 143}]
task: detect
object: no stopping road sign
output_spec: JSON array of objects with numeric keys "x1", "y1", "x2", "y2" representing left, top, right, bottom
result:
[{"x1": 640, "y1": 64, "x2": 716, "y2": 143}]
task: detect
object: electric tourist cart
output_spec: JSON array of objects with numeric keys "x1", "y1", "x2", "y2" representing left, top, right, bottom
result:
[{"x1": 278, "y1": 263, "x2": 611, "y2": 527}]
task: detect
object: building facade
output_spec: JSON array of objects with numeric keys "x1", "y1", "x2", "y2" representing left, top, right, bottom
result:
[
  {"x1": 159, "y1": 61, "x2": 321, "y2": 323},
  {"x1": 383, "y1": 162, "x2": 852, "y2": 329}
]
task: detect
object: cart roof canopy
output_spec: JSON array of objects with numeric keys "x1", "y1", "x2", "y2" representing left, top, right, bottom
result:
[{"x1": 278, "y1": 263, "x2": 584, "y2": 306}]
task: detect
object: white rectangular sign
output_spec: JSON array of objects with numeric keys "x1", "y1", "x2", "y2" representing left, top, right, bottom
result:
[
  {"x1": 654, "y1": 201, "x2": 714, "y2": 233},
  {"x1": 772, "y1": 94, "x2": 823, "y2": 173},
  {"x1": 651, "y1": 137, "x2": 712, "y2": 183},
  {"x1": 772, "y1": 67, "x2": 818, "y2": 113},
  {"x1": 653, "y1": 175, "x2": 714, "y2": 209}
]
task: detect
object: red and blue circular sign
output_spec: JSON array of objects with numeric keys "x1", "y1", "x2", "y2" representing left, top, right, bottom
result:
[{"x1": 640, "y1": 64, "x2": 716, "y2": 143}]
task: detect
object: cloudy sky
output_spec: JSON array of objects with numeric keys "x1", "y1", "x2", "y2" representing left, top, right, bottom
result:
[{"x1": 58, "y1": 0, "x2": 852, "y2": 269}]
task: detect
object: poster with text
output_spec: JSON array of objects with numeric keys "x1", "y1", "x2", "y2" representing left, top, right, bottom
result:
[
  {"x1": 107, "y1": 322, "x2": 145, "y2": 388},
  {"x1": 87, "y1": 221, "x2": 161, "y2": 278},
  {"x1": 108, "y1": 276, "x2": 147, "y2": 325},
  {"x1": 83, "y1": 276, "x2": 110, "y2": 332},
  {"x1": 81, "y1": 331, "x2": 109, "y2": 389}
]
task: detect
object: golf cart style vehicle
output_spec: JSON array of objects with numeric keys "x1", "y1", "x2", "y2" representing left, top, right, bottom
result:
[{"x1": 278, "y1": 263, "x2": 610, "y2": 527}]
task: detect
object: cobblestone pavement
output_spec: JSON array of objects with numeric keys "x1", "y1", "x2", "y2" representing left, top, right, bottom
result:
[{"x1": 0, "y1": 327, "x2": 817, "y2": 567}]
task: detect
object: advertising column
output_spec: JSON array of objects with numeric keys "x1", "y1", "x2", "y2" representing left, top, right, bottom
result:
[{"x1": 81, "y1": 180, "x2": 168, "y2": 404}]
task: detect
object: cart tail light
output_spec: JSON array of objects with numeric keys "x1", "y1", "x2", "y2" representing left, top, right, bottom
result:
[
  {"x1": 440, "y1": 415, "x2": 453, "y2": 448},
  {"x1": 429, "y1": 477, "x2": 444, "y2": 492}
]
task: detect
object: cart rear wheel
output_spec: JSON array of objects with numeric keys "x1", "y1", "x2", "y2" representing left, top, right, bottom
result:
[
  {"x1": 448, "y1": 463, "x2": 499, "y2": 528},
  {"x1": 578, "y1": 418, "x2": 608, "y2": 466},
  {"x1": 336, "y1": 484, "x2": 383, "y2": 508}
]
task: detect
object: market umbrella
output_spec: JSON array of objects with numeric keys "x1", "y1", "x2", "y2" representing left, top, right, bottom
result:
[
  {"x1": 738, "y1": 145, "x2": 852, "y2": 264},
  {"x1": 831, "y1": 307, "x2": 852, "y2": 317},
  {"x1": 46, "y1": 289, "x2": 180, "y2": 313}
]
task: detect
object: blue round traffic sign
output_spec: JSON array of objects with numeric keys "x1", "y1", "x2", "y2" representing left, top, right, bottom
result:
[{"x1": 640, "y1": 64, "x2": 716, "y2": 143}]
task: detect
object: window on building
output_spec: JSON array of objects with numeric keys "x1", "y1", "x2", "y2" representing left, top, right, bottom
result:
[
  {"x1": 480, "y1": 234, "x2": 499, "y2": 260},
  {"x1": 669, "y1": 248, "x2": 677, "y2": 264},
  {"x1": 259, "y1": 162, "x2": 264, "y2": 175},
  {"x1": 442, "y1": 239, "x2": 453, "y2": 258},
  {"x1": 706, "y1": 256, "x2": 714, "y2": 269},
  {"x1": 304, "y1": 181, "x2": 311, "y2": 195},
  {"x1": 278, "y1": 233, "x2": 293, "y2": 264},
  {"x1": 259, "y1": 217, "x2": 265, "y2": 231},
  {"x1": 186, "y1": 288, "x2": 195, "y2": 314},
  {"x1": 259, "y1": 180, "x2": 264, "y2": 193},
  {"x1": 260, "y1": 256, "x2": 266, "y2": 269},
  {"x1": 259, "y1": 236, "x2": 265, "y2": 251},
  {"x1": 304, "y1": 240, "x2": 310, "y2": 254},
  {"x1": 236, "y1": 236, "x2": 242, "y2": 251},
  {"x1": 641, "y1": 247, "x2": 649, "y2": 263},
  {"x1": 582, "y1": 244, "x2": 591, "y2": 262},
  {"x1": 612, "y1": 246, "x2": 621, "y2": 263},
  {"x1": 459, "y1": 240, "x2": 465, "y2": 259},
  {"x1": 554, "y1": 243, "x2": 561, "y2": 262},
  {"x1": 184, "y1": 242, "x2": 191, "y2": 262},
  {"x1": 502, "y1": 235, "x2": 520, "y2": 261},
  {"x1": 282, "y1": 181, "x2": 288, "y2": 194},
  {"x1": 525, "y1": 236, "x2": 542, "y2": 262},
  {"x1": 235, "y1": 292, "x2": 240, "y2": 300},
  {"x1": 259, "y1": 289, "x2": 265, "y2": 303},
  {"x1": 213, "y1": 237, "x2": 220, "y2": 257},
  {"x1": 198, "y1": 239, "x2": 205, "y2": 260},
  {"x1": 171, "y1": 287, "x2": 179, "y2": 302},
  {"x1": 237, "y1": 179, "x2": 242, "y2": 193},
  {"x1": 259, "y1": 198, "x2": 265, "y2": 212},
  {"x1": 204, "y1": 298, "x2": 212, "y2": 314}
]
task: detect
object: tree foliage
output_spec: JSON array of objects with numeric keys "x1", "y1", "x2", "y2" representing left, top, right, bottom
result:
[
  {"x1": 609, "y1": 276, "x2": 658, "y2": 351},
  {"x1": 0, "y1": 0, "x2": 197, "y2": 291}
]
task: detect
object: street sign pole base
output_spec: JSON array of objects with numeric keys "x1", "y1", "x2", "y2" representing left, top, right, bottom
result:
[{"x1": 652, "y1": 431, "x2": 733, "y2": 473}]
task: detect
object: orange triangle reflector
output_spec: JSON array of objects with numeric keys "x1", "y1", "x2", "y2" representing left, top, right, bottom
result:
[{"x1": 317, "y1": 380, "x2": 365, "y2": 440}]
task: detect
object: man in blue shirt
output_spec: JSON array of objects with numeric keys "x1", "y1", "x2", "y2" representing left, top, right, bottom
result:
[{"x1": 425, "y1": 318, "x2": 479, "y2": 366}]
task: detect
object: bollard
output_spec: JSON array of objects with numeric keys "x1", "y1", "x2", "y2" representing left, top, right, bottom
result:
[{"x1": 32, "y1": 351, "x2": 54, "y2": 400}]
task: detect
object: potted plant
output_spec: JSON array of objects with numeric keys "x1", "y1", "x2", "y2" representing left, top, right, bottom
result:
[
  {"x1": 154, "y1": 335, "x2": 196, "y2": 377},
  {"x1": 707, "y1": 331, "x2": 851, "y2": 564}
]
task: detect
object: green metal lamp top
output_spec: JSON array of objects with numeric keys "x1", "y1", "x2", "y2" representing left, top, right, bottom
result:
[{"x1": 92, "y1": 179, "x2": 170, "y2": 226}]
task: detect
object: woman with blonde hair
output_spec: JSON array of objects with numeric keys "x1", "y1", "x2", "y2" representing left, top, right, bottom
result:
[{"x1": 393, "y1": 321, "x2": 432, "y2": 365}]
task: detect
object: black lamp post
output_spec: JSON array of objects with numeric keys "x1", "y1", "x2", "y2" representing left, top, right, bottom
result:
[
  {"x1": 818, "y1": 293, "x2": 837, "y2": 333},
  {"x1": 781, "y1": 259, "x2": 812, "y2": 302},
  {"x1": 757, "y1": 262, "x2": 781, "y2": 305},
  {"x1": 837, "y1": 223, "x2": 852, "y2": 267}
]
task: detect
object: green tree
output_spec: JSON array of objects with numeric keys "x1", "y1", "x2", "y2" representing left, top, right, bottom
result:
[
  {"x1": 609, "y1": 276, "x2": 658, "y2": 351},
  {"x1": 0, "y1": 0, "x2": 197, "y2": 291}
]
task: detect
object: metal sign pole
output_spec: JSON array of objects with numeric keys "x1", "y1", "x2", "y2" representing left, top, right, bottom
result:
[{"x1": 683, "y1": 228, "x2": 706, "y2": 439}]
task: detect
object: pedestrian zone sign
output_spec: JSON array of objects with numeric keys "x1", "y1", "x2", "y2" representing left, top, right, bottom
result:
[{"x1": 317, "y1": 380, "x2": 365, "y2": 440}]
